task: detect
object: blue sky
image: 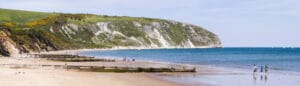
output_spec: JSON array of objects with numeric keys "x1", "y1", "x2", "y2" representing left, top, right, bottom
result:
[{"x1": 1, "y1": 0, "x2": 300, "y2": 47}]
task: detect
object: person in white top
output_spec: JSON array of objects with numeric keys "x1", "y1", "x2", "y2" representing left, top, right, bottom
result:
[{"x1": 253, "y1": 64, "x2": 258, "y2": 74}]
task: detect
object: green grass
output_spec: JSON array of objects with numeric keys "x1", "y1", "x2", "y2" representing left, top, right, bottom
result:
[
  {"x1": 0, "y1": 8, "x2": 56, "y2": 25},
  {"x1": 167, "y1": 23, "x2": 186, "y2": 44},
  {"x1": 84, "y1": 15, "x2": 159, "y2": 23},
  {"x1": 67, "y1": 15, "x2": 162, "y2": 26}
]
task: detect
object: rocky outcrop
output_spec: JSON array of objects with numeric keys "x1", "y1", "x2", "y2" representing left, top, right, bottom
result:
[
  {"x1": 0, "y1": 43, "x2": 10, "y2": 56},
  {"x1": 0, "y1": 31, "x2": 20, "y2": 57}
]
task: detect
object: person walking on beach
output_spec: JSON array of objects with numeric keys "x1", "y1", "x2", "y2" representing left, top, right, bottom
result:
[
  {"x1": 260, "y1": 65, "x2": 264, "y2": 73},
  {"x1": 253, "y1": 64, "x2": 258, "y2": 74},
  {"x1": 123, "y1": 57, "x2": 127, "y2": 62},
  {"x1": 264, "y1": 65, "x2": 269, "y2": 73}
]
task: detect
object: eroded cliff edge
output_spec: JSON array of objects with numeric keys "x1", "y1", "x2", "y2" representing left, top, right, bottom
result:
[{"x1": 0, "y1": 8, "x2": 222, "y2": 57}]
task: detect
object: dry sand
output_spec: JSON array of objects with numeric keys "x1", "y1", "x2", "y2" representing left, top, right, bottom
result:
[
  {"x1": 0, "y1": 57, "x2": 188, "y2": 86},
  {"x1": 0, "y1": 68, "x2": 183, "y2": 86}
]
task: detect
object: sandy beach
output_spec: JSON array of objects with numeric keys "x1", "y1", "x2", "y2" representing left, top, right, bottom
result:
[
  {"x1": 0, "y1": 56, "x2": 193, "y2": 86},
  {"x1": 2, "y1": 50, "x2": 300, "y2": 86},
  {"x1": 0, "y1": 68, "x2": 185, "y2": 86}
]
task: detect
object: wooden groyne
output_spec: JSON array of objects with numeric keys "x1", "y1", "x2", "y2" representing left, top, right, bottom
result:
[
  {"x1": 0, "y1": 64, "x2": 196, "y2": 73},
  {"x1": 14, "y1": 54, "x2": 197, "y2": 73},
  {"x1": 66, "y1": 65, "x2": 196, "y2": 73},
  {"x1": 33, "y1": 54, "x2": 115, "y2": 62}
]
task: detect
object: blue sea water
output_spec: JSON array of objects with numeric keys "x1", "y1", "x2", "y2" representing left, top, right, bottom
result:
[{"x1": 78, "y1": 48, "x2": 300, "y2": 72}]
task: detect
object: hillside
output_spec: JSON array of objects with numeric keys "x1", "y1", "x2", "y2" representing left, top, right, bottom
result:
[{"x1": 0, "y1": 8, "x2": 222, "y2": 57}]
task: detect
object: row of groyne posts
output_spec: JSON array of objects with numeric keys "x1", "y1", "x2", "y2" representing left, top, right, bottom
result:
[
  {"x1": 35, "y1": 54, "x2": 115, "y2": 62},
  {"x1": 3, "y1": 54, "x2": 196, "y2": 73}
]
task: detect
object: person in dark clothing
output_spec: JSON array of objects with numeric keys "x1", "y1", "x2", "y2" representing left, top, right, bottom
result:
[
  {"x1": 260, "y1": 65, "x2": 264, "y2": 72},
  {"x1": 264, "y1": 65, "x2": 269, "y2": 73}
]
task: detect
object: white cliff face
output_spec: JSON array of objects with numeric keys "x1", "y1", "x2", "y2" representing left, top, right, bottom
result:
[
  {"x1": 133, "y1": 21, "x2": 142, "y2": 27},
  {"x1": 49, "y1": 26, "x2": 54, "y2": 33},
  {"x1": 65, "y1": 20, "x2": 221, "y2": 49},
  {"x1": 67, "y1": 24, "x2": 79, "y2": 31},
  {"x1": 61, "y1": 26, "x2": 76, "y2": 39},
  {"x1": 112, "y1": 31, "x2": 126, "y2": 37},
  {"x1": 153, "y1": 29, "x2": 170, "y2": 47},
  {"x1": 129, "y1": 37, "x2": 144, "y2": 46},
  {"x1": 147, "y1": 38, "x2": 159, "y2": 48},
  {"x1": 187, "y1": 39, "x2": 195, "y2": 48},
  {"x1": 95, "y1": 22, "x2": 112, "y2": 36}
]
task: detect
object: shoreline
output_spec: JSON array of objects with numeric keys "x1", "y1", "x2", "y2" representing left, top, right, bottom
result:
[
  {"x1": 62, "y1": 48, "x2": 300, "y2": 75},
  {"x1": 36, "y1": 48, "x2": 300, "y2": 86},
  {"x1": 75, "y1": 48, "x2": 300, "y2": 86},
  {"x1": 7, "y1": 48, "x2": 300, "y2": 86},
  {"x1": 31, "y1": 46, "x2": 220, "y2": 55}
]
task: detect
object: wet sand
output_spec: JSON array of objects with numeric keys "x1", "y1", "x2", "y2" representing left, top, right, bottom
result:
[{"x1": 155, "y1": 66, "x2": 300, "y2": 86}]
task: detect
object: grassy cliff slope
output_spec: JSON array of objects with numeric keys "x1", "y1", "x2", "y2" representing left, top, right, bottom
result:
[{"x1": 0, "y1": 8, "x2": 222, "y2": 56}]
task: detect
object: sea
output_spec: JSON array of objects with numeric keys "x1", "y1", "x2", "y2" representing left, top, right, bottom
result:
[{"x1": 78, "y1": 48, "x2": 300, "y2": 86}]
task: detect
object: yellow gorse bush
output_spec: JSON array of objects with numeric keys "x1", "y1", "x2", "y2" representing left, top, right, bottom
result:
[
  {"x1": 4, "y1": 21, "x2": 15, "y2": 28},
  {"x1": 26, "y1": 19, "x2": 47, "y2": 27}
]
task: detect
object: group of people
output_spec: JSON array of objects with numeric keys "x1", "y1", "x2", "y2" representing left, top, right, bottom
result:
[
  {"x1": 122, "y1": 57, "x2": 135, "y2": 62},
  {"x1": 253, "y1": 64, "x2": 268, "y2": 74},
  {"x1": 253, "y1": 64, "x2": 269, "y2": 83}
]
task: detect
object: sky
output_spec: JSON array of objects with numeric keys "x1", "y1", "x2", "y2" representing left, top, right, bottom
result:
[{"x1": 1, "y1": 0, "x2": 300, "y2": 47}]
